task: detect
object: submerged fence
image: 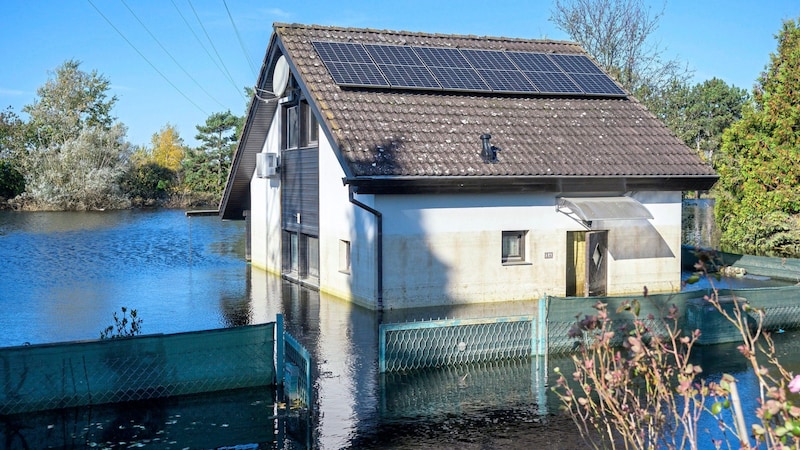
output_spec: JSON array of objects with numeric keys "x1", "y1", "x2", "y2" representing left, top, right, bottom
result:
[
  {"x1": 379, "y1": 299, "x2": 547, "y2": 373},
  {"x1": 0, "y1": 324, "x2": 276, "y2": 415}
]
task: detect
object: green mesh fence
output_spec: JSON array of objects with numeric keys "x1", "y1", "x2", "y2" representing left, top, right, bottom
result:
[
  {"x1": 0, "y1": 323, "x2": 275, "y2": 415},
  {"x1": 379, "y1": 315, "x2": 537, "y2": 373},
  {"x1": 380, "y1": 357, "x2": 546, "y2": 419},
  {"x1": 284, "y1": 332, "x2": 313, "y2": 411},
  {"x1": 546, "y1": 285, "x2": 800, "y2": 352}
]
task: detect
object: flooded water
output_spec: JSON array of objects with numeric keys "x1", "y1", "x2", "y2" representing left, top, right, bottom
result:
[{"x1": 1, "y1": 206, "x2": 798, "y2": 449}]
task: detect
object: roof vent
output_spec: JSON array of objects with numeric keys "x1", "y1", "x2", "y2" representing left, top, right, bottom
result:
[{"x1": 481, "y1": 134, "x2": 501, "y2": 163}]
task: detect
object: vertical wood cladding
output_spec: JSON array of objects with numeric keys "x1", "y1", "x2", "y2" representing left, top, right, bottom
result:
[{"x1": 281, "y1": 147, "x2": 319, "y2": 235}]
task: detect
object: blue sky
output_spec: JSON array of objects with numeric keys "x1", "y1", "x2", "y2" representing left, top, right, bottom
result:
[{"x1": 1, "y1": 1, "x2": 798, "y2": 148}]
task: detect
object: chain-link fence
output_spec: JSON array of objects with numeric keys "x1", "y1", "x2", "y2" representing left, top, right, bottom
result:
[
  {"x1": 379, "y1": 315, "x2": 538, "y2": 373},
  {"x1": 0, "y1": 323, "x2": 275, "y2": 415}
]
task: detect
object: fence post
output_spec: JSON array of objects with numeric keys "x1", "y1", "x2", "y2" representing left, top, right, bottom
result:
[
  {"x1": 276, "y1": 313, "x2": 285, "y2": 386},
  {"x1": 378, "y1": 323, "x2": 386, "y2": 373},
  {"x1": 533, "y1": 295, "x2": 548, "y2": 355}
]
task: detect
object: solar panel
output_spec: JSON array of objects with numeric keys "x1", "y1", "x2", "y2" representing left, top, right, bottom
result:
[
  {"x1": 549, "y1": 54, "x2": 626, "y2": 96},
  {"x1": 365, "y1": 44, "x2": 440, "y2": 89},
  {"x1": 324, "y1": 61, "x2": 389, "y2": 87},
  {"x1": 312, "y1": 41, "x2": 373, "y2": 63},
  {"x1": 506, "y1": 52, "x2": 561, "y2": 73},
  {"x1": 414, "y1": 47, "x2": 490, "y2": 91},
  {"x1": 379, "y1": 64, "x2": 441, "y2": 89},
  {"x1": 549, "y1": 54, "x2": 605, "y2": 75},
  {"x1": 312, "y1": 41, "x2": 389, "y2": 87},
  {"x1": 414, "y1": 46, "x2": 472, "y2": 68},
  {"x1": 427, "y1": 66, "x2": 490, "y2": 91},
  {"x1": 523, "y1": 71, "x2": 582, "y2": 94},
  {"x1": 312, "y1": 40, "x2": 627, "y2": 97},
  {"x1": 476, "y1": 69, "x2": 537, "y2": 92},
  {"x1": 460, "y1": 49, "x2": 517, "y2": 70},
  {"x1": 570, "y1": 73, "x2": 627, "y2": 96}
]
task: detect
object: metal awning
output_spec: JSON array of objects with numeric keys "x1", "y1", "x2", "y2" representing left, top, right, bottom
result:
[{"x1": 557, "y1": 196, "x2": 653, "y2": 222}]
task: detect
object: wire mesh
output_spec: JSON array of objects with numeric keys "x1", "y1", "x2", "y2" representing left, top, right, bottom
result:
[
  {"x1": 284, "y1": 332, "x2": 312, "y2": 411},
  {"x1": 380, "y1": 316, "x2": 535, "y2": 373},
  {"x1": 0, "y1": 324, "x2": 275, "y2": 415}
]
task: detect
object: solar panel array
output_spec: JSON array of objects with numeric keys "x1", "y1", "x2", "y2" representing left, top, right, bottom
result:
[{"x1": 311, "y1": 41, "x2": 626, "y2": 97}]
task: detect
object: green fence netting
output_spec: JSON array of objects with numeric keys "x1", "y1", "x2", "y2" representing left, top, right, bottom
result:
[{"x1": 0, "y1": 323, "x2": 276, "y2": 415}]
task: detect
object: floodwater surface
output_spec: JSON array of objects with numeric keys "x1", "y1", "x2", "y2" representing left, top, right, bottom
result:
[{"x1": 1, "y1": 207, "x2": 799, "y2": 449}]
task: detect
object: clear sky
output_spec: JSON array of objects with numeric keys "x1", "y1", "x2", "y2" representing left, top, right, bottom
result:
[{"x1": 1, "y1": 1, "x2": 798, "y2": 148}]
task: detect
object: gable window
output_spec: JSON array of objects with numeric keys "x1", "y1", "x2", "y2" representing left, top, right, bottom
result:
[
  {"x1": 502, "y1": 230, "x2": 527, "y2": 264},
  {"x1": 284, "y1": 105, "x2": 300, "y2": 149},
  {"x1": 303, "y1": 102, "x2": 318, "y2": 146},
  {"x1": 283, "y1": 101, "x2": 318, "y2": 150}
]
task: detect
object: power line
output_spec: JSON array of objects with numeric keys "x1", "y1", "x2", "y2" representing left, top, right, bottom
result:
[
  {"x1": 186, "y1": 0, "x2": 244, "y2": 100},
  {"x1": 119, "y1": 0, "x2": 227, "y2": 110},
  {"x1": 87, "y1": 0, "x2": 208, "y2": 116},
  {"x1": 170, "y1": 0, "x2": 240, "y2": 97},
  {"x1": 223, "y1": 0, "x2": 258, "y2": 78}
]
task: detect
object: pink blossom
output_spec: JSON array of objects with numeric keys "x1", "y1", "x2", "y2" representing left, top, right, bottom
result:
[{"x1": 789, "y1": 375, "x2": 800, "y2": 393}]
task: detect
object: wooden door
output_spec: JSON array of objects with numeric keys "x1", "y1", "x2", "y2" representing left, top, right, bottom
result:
[
  {"x1": 566, "y1": 231, "x2": 586, "y2": 297},
  {"x1": 586, "y1": 231, "x2": 608, "y2": 297}
]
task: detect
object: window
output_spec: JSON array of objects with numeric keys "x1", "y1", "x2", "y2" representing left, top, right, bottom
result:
[
  {"x1": 502, "y1": 230, "x2": 527, "y2": 263},
  {"x1": 303, "y1": 102, "x2": 318, "y2": 146},
  {"x1": 283, "y1": 101, "x2": 318, "y2": 150},
  {"x1": 284, "y1": 105, "x2": 299, "y2": 149},
  {"x1": 339, "y1": 240, "x2": 351, "y2": 274}
]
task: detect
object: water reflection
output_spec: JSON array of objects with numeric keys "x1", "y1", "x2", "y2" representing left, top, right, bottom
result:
[
  {"x1": 3, "y1": 207, "x2": 799, "y2": 449},
  {"x1": 0, "y1": 210, "x2": 250, "y2": 346}
]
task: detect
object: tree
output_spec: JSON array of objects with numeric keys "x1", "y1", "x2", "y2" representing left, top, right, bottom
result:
[
  {"x1": 714, "y1": 18, "x2": 800, "y2": 256},
  {"x1": 151, "y1": 123, "x2": 185, "y2": 172},
  {"x1": 22, "y1": 59, "x2": 116, "y2": 149},
  {"x1": 650, "y1": 78, "x2": 749, "y2": 162},
  {"x1": 184, "y1": 111, "x2": 241, "y2": 201},
  {"x1": 550, "y1": 0, "x2": 691, "y2": 105},
  {"x1": 16, "y1": 61, "x2": 130, "y2": 210}
]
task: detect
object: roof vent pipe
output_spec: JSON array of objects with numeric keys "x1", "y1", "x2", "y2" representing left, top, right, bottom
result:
[{"x1": 481, "y1": 133, "x2": 501, "y2": 163}]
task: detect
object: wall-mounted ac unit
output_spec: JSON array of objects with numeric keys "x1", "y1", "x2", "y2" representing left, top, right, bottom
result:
[{"x1": 256, "y1": 152, "x2": 279, "y2": 178}]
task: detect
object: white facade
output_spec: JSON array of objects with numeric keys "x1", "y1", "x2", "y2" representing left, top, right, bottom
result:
[{"x1": 249, "y1": 122, "x2": 684, "y2": 310}]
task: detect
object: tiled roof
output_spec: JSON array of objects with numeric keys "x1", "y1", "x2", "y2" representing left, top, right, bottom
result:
[{"x1": 275, "y1": 23, "x2": 716, "y2": 184}]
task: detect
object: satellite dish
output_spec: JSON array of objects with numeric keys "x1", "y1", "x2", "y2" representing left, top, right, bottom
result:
[{"x1": 272, "y1": 55, "x2": 290, "y2": 97}]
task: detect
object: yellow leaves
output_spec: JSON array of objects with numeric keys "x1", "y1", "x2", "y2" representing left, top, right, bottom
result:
[{"x1": 150, "y1": 123, "x2": 185, "y2": 172}]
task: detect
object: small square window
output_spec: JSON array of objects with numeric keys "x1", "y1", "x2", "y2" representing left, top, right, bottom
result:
[
  {"x1": 502, "y1": 231, "x2": 527, "y2": 263},
  {"x1": 339, "y1": 240, "x2": 351, "y2": 274}
]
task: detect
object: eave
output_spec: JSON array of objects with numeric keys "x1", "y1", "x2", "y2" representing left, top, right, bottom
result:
[{"x1": 345, "y1": 175, "x2": 719, "y2": 195}]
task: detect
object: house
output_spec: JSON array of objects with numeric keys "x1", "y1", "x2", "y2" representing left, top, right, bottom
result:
[{"x1": 219, "y1": 23, "x2": 718, "y2": 310}]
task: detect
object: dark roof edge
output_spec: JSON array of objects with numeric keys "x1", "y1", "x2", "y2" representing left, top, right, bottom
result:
[
  {"x1": 219, "y1": 34, "x2": 282, "y2": 220},
  {"x1": 346, "y1": 175, "x2": 719, "y2": 195}
]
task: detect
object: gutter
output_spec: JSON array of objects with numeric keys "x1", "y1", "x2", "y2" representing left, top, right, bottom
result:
[{"x1": 348, "y1": 186, "x2": 383, "y2": 310}]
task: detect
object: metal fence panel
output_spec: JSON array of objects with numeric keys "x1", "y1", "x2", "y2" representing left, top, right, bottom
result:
[
  {"x1": 0, "y1": 323, "x2": 275, "y2": 415},
  {"x1": 379, "y1": 315, "x2": 536, "y2": 373}
]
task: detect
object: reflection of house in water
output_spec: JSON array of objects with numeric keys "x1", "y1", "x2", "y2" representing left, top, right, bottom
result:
[{"x1": 220, "y1": 23, "x2": 717, "y2": 310}]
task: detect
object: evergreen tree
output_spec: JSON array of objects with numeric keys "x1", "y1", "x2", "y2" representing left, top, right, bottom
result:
[
  {"x1": 184, "y1": 111, "x2": 241, "y2": 202},
  {"x1": 714, "y1": 18, "x2": 800, "y2": 256}
]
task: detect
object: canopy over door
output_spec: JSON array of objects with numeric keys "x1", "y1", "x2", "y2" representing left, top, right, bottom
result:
[{"x1": 557, "y1": 196, "x2": 653, "y2": 224}]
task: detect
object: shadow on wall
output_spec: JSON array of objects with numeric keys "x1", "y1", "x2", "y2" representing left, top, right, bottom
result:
[{"x1": 607, "y1": 219, "x2": 675, "y2": 261}]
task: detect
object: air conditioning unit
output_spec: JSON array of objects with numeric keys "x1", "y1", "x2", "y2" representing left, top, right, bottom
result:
[{"x1": 256, "y1": 152, "x2": 279, "y2": 178}]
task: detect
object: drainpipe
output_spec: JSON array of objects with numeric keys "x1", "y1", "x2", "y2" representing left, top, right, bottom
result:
[{"x1": 348, "y1": 186, "x2": 383, "y2": 310}]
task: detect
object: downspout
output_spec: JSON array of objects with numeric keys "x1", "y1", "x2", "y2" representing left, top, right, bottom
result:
[{"x1": 348, "y1": 186, "x2": 383, "y2": 310}]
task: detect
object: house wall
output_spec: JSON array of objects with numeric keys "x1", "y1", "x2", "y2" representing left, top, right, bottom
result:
[
  {"x1": 371, "y1": 190, "x2": 682, "y2": 309},
  {"x1": 249, "y1": 111, "x2": 283, "y2": 275},
  {"x1": 250, "y1": 120, "x2": 682, "y2": 310},
  {"x1": 317, "y1": 137, "x2": 379, "y2": 309}
]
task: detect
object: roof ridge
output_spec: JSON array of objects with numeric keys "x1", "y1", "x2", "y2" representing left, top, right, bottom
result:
[{"x1": 272, "y1": 22, "x2": 580, "y2": 47}]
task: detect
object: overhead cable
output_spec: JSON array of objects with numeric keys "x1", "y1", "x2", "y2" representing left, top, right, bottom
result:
[
  {"x1": 223, "y1": 0, "x2": 258, "y2": 78},
  {"x1": 120, "y1": 0, "x2": 227, "y2": 109},
  {"x1": 186, "y1": 0, "x2": 244, "y2": 99},
  {"x1": 87, "y1": 0, "x2": 208, "y2": 115}
]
